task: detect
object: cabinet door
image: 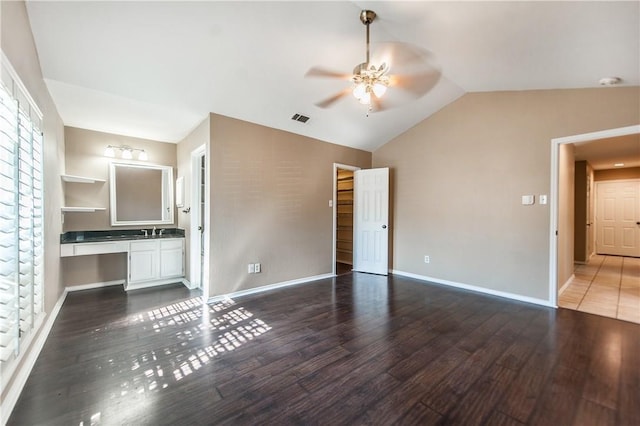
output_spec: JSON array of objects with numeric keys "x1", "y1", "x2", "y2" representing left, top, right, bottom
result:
[
  {"x1": 129, "y1": 241, "x2": 159, "y2": 283},
  {"x1": 160, "y1": 239, "x2": 184, "y2": 278}
]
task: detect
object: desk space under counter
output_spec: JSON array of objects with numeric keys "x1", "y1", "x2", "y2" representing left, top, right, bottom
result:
[{"x1": 60, "y1": 229, "x2": 186, "y2": 291}]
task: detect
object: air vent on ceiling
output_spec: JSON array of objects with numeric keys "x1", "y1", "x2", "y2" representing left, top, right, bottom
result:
[{"x1": 291, "y1": 113, "x2": 310, "y2": 123}]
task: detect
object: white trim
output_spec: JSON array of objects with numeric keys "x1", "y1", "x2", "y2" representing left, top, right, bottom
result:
[
  {"x1": 552, "y1": 125, "x2": 640, "y2": 145},
  {"x1": 549, "y1": 125, "x2": 640, "y2": 309},
  {"x1": 206, "y1": 273, "x2": 333, "y2": 304},
  {"x1": 125, "y1": 278, "x2": 184, "y2": 292},
  {"x1": 1, "y1": 289, "x2": 68, "y2": 426},
  {"x1": 181, "y1": 278, "x2": 196, "y2": 289},
  {"x1": 391, "y1": 270, "x2": 555, "y2": 308},
  {"x1": 1, "y1": 51, "x2": 43, "y2": 119},
  {"x1": 66, "y1": 280, "x2": 125, "y2": 292},
  {"x1": 332, "y1": 163, "x2": 360, "y2": 276},
  {"x1": 558, "y1": 274, "x2": 575, "y2": 296}
]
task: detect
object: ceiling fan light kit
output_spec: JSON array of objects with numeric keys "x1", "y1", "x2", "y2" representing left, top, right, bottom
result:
[{"x1": 350, "y1": 10, "x2": 390, "y2": 110}]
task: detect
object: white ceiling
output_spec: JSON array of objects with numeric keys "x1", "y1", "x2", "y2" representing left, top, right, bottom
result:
[{"x1": 25, "y1": 1, "x2": 640, "y2": 152}]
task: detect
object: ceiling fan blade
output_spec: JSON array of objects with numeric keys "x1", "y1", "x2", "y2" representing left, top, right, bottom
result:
[
  {"x1": 390, "y1": 69, "x2": 442, "y2": 98},
  {"x1": 305, "y1": 67, "x2": 352, "y2": 80},
  {"x1": 315, "y1": 88, "x2": 352, "y2": 108},
  {"x1": 372, "y1": 41, "x2": 438, "y2": 74},
  {"x1": 370, "y1": 95, "x2": 388, "y2": 113}
]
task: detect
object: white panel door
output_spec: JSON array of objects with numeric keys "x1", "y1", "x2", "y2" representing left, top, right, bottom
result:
[
  {"x1": 595, "y1": 180, "x2": 640, "y2": 257},
  {"x1": 353, "y1": 168, "x2": 389, "y2": 275}
]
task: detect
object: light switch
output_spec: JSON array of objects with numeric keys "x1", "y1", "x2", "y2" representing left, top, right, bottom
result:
[
  {"x1": 329, "y1": 200, "x2": 333, "y2": 208},
  {"x1": 522, "y1": 195, "x2": 535, "y2": 205},
  {"x1": 539, "y1": 195, "x2": 547, "y2": 205}
]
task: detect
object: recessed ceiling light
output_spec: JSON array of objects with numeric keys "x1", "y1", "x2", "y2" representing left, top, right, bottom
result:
[
  {"x1": 599, "y1": 77, "x2": 622, "y2": 86},
  {"x1": 614, "y1": 163, "x2": 625, "y2": 167}
]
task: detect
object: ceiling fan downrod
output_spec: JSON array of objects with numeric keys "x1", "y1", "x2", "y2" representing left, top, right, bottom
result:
[{"x1": 360, "y1": 10, "x2": 376, "y2": 66}]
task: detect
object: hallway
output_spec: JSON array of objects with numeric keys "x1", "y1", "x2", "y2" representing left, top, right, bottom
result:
[{"x1": 559, "y1": 255, "x2": 640, "y2": 324}]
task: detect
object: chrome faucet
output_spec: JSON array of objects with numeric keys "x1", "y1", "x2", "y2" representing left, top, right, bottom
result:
[
  {"x1": 152, "y1": 226, "x2": 157, "y2": 237},
  {"x1": 141, "y1": 229, "x2": 148, "y2": 237},
  {"x1": 159, "y1": 228, "x2": 165, "y2": 236}
]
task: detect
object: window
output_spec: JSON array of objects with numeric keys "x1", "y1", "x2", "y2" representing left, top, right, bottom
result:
[{"x1": 0, "y1": 54, "x2": 44, "y2": 370}]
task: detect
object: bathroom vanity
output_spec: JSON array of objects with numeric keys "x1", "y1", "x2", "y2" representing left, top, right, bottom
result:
[{"x1": 60, "y1": 229, "x2": 185, "y2": 291}]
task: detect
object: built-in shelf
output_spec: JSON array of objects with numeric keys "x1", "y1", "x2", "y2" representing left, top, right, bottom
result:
[
  {"x1": 61, "y1": 207, "x2": 106, "y2": 213},
  {"x1": 61, "y1": 174, "x2": 105, "y2": 184}
]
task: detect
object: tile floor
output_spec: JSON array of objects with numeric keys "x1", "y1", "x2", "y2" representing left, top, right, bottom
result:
[{"x1": 559, "y1": 255, "x2": 640, "y2": 324}]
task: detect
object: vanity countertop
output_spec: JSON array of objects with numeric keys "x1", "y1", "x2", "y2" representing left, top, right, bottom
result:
[{"x1": 61, "y1": 228, "x2": 185, "y2": 244}]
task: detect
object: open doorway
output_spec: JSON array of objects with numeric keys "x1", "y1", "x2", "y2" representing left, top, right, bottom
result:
[
  {"x1": 333, "y1": 164, "x2": 360, "y2": 275},
  {"x1": 190, "y1": 145, "x2": 208, "y2": 299},
  {"x1": 550, "y1": 124, "x2": 639, "y2": 311}
]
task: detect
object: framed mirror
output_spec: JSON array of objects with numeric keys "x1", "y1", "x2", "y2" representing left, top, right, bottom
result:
[{"x1": 109, "y1": 162, "x2": 174, "y2": 226}]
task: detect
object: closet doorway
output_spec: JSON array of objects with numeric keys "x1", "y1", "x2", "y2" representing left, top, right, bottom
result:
[
  {"x1": 333, "y1": 164, "x2": 360, "y2": 275},
  {"x1": 190, "y1": 145, "x2": 208, "y2": 298}
]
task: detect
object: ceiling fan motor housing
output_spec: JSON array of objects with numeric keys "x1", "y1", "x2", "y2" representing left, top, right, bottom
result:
[{"x1": 360, "y1": 10, "x2": 377, "y2": 25}]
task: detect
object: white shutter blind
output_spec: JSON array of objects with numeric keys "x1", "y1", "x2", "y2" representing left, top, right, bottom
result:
[
  {"x1": 0, "y1": 86, "x2": 19, "y2": 361},
  {"x1": 0, "y1": 54, "x2": 44, "y2": 364}
]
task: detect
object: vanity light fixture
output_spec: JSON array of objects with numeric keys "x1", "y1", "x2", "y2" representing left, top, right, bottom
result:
[{"x1": 104, "y1": 145, "x2": 148, "y2": 161}]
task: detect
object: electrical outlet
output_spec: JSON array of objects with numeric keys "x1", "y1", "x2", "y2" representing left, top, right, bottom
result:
[
  {"x1": 248, "y1": 264, "x2": 255, "y2": 274},
  {"x1": 424, "y1": 255, "x2": 430, "y2": 264},
  {"x1": 254, "y1": 263, "x2": 261, "y2": 273}
]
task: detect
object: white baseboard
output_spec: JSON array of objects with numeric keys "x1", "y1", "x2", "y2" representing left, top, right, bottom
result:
[
  {"x1": 181, "y1": 278, "x2": 197, "y2": 289},
  {"x1": 66, "y1": 279, "x2": 125, "y2": 292},
  {"x1": 1, "y1": 288, "x2": 68, "y2": 426},
  {"x1": 391, "y1": 270, "x2": 555, "y2": 308},
  {"x1": 206, "y1": 273, "x2": 334, "y2": 304},
  {"x1": 558, "y1": 274, "x2": 576, "y2": 296}
]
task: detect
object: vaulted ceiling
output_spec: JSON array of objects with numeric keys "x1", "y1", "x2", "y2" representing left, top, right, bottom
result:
[{"x1": 26, "y1": 1, "x2": 639, "y2": 152}]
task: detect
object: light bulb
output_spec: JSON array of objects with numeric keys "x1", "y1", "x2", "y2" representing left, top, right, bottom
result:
[
  {"x1": 121, "y1": 149, "x2": 133, "y2": 160},
  {"x1": 104, "y1": 146, "x2": 115, "y2": 157},
  {"x1": 353, "y1": 83, "x2": 366, "y2": 99},
  {"x1": 372, "y1": 83, "x2": 387, "y2": 98},
  {"x1": 358, "y1": 91, "x2": 371, "y2": 105},
  {"x1": 138, "y1": 150, "x2": 148, "y2": 161}
]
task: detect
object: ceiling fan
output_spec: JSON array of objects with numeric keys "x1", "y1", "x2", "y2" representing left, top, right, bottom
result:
[{"x1": 306, "y1": 10, "x2": 440, "y2": 114}]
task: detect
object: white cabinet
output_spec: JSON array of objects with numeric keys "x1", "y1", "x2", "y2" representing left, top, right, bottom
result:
[
  {"x1": 127, "y1": 238, "x2": 184, "y2": 290},
  {"x1": 160, "y1": 239, "x2": 184, "y2": 278},
  {"x1": 129, "y1": 241, "x2": 159, "y2": 283}
]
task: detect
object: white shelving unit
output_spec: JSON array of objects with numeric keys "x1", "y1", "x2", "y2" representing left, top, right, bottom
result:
[
  {"x1": 61, "y1": 174, "x2": 106, "y2": 184},
  {"x1": 61, "y1": 173, "x2": 106, "y2": 213},
  {"x1": 61, "y1": 207, "x2": 106, "y2": 213}
]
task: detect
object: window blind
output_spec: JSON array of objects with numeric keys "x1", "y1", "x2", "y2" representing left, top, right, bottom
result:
[{"x1": 0, "y1": 54, "x2": 44, "y2": 364}]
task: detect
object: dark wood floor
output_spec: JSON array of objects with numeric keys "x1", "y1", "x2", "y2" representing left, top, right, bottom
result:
[{"x1": 8, "y1": 273, "x2": 640, "y2": 425}]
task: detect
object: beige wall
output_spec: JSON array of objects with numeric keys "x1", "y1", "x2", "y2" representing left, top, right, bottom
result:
[
  {"x1": 1, "y1": 0, "x2": 65, "y2": 407},
  {"x1": 594, "y1": 166, "x2": 640, "y2": 181},
  {"x1": 208, "y1": 113, "x2": 371, "y2": 297},
  {"x1": 373, "y1": 87, "x2": 640, "y2": 302},
  {"x1": 558, "y1": 143, "x2": 575, "y2": 288},
  {"x1": 574, "y1": 161, "x2": 588, "y2": 262},
  {"x1": 176, "y1": 115, "x2": 210, "y2": 284}
]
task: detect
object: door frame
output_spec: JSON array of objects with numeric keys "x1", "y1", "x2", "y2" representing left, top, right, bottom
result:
[
  {"x1": 549, "y1": 124, "x2": 639, "y2": 307},
  {"x1": 190, "y1": 145, "x2": 209, "y2": 299},
  {"x1": 332, "y1": 163, "x2": 361, "y2": 276}
]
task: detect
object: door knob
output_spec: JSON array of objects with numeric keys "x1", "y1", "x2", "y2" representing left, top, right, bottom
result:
[{"x1": 382, "y1": 225, "x2": 387, "y2": 229}]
